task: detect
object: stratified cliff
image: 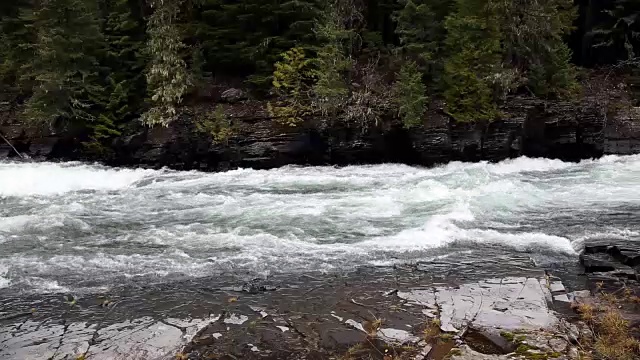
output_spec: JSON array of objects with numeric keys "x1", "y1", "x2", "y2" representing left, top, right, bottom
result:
[{"x1": 1, "y1": 91, "x2": 639, "y2": 170}]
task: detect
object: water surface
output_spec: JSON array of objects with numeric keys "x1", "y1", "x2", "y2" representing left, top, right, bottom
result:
[{"x1": 1, "y1": 156, "x2": 639, "y2": 294}]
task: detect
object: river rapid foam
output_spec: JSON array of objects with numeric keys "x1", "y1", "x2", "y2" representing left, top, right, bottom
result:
[{"x1": 1, "y1": 156, "x2": 639, "y2": 292}]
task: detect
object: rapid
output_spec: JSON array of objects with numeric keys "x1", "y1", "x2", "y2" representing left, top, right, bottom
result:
[{"x1": 1, "y1": 155, "x2": 639, "y2": 294}]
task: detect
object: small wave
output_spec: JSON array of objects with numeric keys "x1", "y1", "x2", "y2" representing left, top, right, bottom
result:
[
  {"x1": 0, "y1": 162, "x2": 155, "y2": 196},
  {"x1": 0, "y1": 265, "x2": 9, "y2": 289},
  {"x1": 1, "y1": 155, "x2": 639, "y2": 293}
]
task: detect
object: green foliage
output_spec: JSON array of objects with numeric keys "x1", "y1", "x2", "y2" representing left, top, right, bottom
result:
[
  {"x1": 81, "y1": 0, "x2": 147, "y2": 150},
  {"x1": 195, "y1": 105, "x2": 233, "y2": 144},
  {"x1": 142, "y1": 0, "x2": 190, "y2": 127},
  {"x1": 20, "y1": 0, "x2": 105, "y2": 126},
  {"x1": 1, "y1": 0, "x2": 638, "y2": 138},
  {"x1": 393, "y1": 0, "x2": 452, "y2": 76},
  {"x1": 393, "y1": 61, "x2": 427, "y2": 128},
  {"x1": 528, "y1": 43, "x2": 580, "y2": 99},
  {"x1": 193, "y1": 0, "x2": 322, "y2": 88},
  {"x1": 269, "y1": 47, "x2": 313, "y2": 126},
  {"x1": 311, "y1": 0, "x2": 352, "y2": 117},
  {"x1": 0, "y1": 0, "x2": 34, "y2": 98},
  {"x1": 491, "y1": 0, "x2": 579, "y2": 99},
  {"x1": 443, "y1": 0, "x2": 501, "y2": 123}
]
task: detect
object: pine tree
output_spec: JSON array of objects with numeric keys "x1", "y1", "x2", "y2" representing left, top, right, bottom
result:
[
  {"x1": 0, "y1": 0, "x2": 34, "y2": 100},
  {"x1": 442, "y1": 0, "x2": 502, "y2": 123},
  {"x1": 393, "y1": 61, "x2": 427, "y2": 128},
  {"x1": 98, "y1": 0, "x2": 147, "y2": 137},
  {"x1": 142, "y1": 0, "x2": 190, "y2": 127},
  {"x1": 20, "y1": 0, "x2": 105, "y2": 127},
  {"x1": 268, "y1": 47, "x2": 314, "y2": 126},
  {"x1": 311, "y1": 0, "x2": 352, "y2": 118},
  {"x1": 193, "y1": 0, "x2": 322, "y2": 87},
  {"x1": 491, "y1": 0, "x2": 578, "y2": 98},
  {"x1": 393, "y1": 0, "x2": 452, "y2": 77}
]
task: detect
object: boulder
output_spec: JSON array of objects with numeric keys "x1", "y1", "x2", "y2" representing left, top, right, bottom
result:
[{"x1": 220, "y1": 88, "x2": 247, "y2": 103}]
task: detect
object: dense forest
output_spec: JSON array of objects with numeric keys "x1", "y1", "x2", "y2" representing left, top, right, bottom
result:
[{"x1": 0, "y1": 0, "x2": 639, "y2": 154}]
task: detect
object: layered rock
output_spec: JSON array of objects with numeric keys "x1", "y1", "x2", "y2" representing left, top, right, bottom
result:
[{"x1": 0, "y1": 94, "x2": 638, "y2": 171}]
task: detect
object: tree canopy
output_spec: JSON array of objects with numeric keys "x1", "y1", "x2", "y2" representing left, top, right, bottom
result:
[{"x1": 0, "y1": 0, "x2": 638, "y2": 142}]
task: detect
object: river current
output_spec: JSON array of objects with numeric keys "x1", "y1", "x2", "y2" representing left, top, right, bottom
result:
[{"x1": 1, "y1": 156, "x2": 639, "y2": 294}]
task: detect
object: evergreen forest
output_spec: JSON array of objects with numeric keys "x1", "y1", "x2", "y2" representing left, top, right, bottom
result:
[{"x1": 1, "y1": 0, "x2": 639, "y2": 151}]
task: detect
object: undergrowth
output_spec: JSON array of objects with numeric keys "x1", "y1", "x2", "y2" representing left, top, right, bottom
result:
[{"x1": 572, "y1": 284, "x2": 640, "y2": 360}]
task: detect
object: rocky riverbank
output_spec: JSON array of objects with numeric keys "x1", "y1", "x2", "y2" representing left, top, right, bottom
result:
[
  {"x1": 2, "y1": 239, "x2": 639, "y2": 360},
  {"x1": 2, "y1": 77, "x2": 640, "y2": 171}
]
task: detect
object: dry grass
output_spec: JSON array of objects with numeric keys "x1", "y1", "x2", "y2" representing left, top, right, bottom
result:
[
  {"x1": 423, "y1": 318, "x2": 442, "y2": 342},
  {"x1": 573, "y1": 288, "x2": 640, "y2": 360}
]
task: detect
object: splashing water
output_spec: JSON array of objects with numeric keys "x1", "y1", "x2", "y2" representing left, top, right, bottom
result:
[{"x1": 1, "y1": 156, "x2": 639, "y2": 293}]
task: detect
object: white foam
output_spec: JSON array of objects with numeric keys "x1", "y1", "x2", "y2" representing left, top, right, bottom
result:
[
  {"x1": 0, "y1": 265, "x2": 10, "y2": 289},
  {"x1": 0, "y1": 162, "x2": 155, "y2": 196},
  {"x1": 0, "y1": 155, "x2": 639, "y2": 292}
]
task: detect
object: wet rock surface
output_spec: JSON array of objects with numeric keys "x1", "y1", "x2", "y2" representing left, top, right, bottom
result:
[
  {"x1": 2, "y1": 240, "x2": 636, "y2": 360},
  {"x1": 0, "y1": 265, "x2": 579, "y2": 360},
  {"x1": 580, "y1": 241, "x2": 640, "y2": 285},
  {"x1": 1, "y1": 95, "x2": 638, "y2": 170}
]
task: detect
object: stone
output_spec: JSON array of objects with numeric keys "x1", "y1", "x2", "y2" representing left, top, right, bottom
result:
[
  {"x1": 220, "y1": 88, "x2": 247, "y2": 103},
  {"x1": 413, "y1": 344, "x2": 432, "y2": 360},
  {"x1": 549, "y1": 281, "x2": 566, "y2": 294},
  {"x1": 275, "y1": 326, "x2": 289, "y2": 333},
  {"x1": 399, "y1": 277, "x2": 557, "y2": 332},
  {"x1": 0, "y1": 315, "x2": 217, "y2": 360},
  {"x1": 608, "y1": 245, "x2": 640, "y2": 267},
  {"x1": 548, "y1": 337, "x2": 568, "y2": 353},
  {"x1": 580, "y1": 253, "x2": 617, "y2": 273},
  {"x1": 448, "y1": 345, "x2": 511, "y2": 360},
  {"x1": 223, "y1": 314, "x2": 248, "y2": 325},
  {"x1": 567, "y1": 346, "x2": 579, "y2": 359},
  {"x1": 463, "y1": 328, "x2": 516, "y2": 354},
  {"x1": 377, "y1": 328, "x2": 419, "y2": 345},
  {"x1": 567, "y1": 290, "x2": 591, "y2": 303}
]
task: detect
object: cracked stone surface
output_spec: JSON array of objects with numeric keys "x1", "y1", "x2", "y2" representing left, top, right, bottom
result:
[
  {"x1": 179, "y1": 275, "x2": 567, "y2": 359},
  {"x1": 1, "y1": 266, "x2": 576, "y2": 360},
  {"x1": 0, "y1": 315, "x2": 217, "y2": 360},
  {"x1": 398, "y1": 277, "x2": 557, "y2": 332}
]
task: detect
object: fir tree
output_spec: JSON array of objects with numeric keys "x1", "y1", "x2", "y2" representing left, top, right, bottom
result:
[
  {"x1": 193, "y1": 0, "x2": 322, "y2": 88},
  {"x1": 311, "y1": 0, "x2": 352, "y2": 118},
  {"x1": 20, "y1": 0, "x2": 105, "y2": 126},
  {"x1": 142, "y1": 0, "x2": 190, "y2": 127},
  {"x1": 268, "y1": 47, "x2": 314, "y2": 126},
  {"x1": 393, "y1": 0, "x2": 452, "y2": 77},
  {"x1": 443, "y1": 0, "x2": 502, "y2": 123},
  {"x1": 98, "y1": 0, "x2": 147, "y2": 137},
  {"x1": 491, "y1": 0, "x2": 579, "y2": 98},
  {"x1": 0, "y1": 0, "x2": 35, "y2": 99},
  {"x1": 393, "y1": 61, "x2": 427, "y2": 128}
]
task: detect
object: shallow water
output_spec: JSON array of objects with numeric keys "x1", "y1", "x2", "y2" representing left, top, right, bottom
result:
[{"x1": 1, "y1": 156, "x2": 639, "y2": 294}]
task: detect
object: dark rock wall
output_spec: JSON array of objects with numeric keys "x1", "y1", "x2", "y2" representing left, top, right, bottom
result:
[{"x1": 1, "y1": 95, "x2": 638, "y2": 171}]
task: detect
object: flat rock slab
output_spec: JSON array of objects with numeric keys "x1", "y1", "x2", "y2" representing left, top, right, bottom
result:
[
  {"x1": 398, "y1": 277, "x2": 557, "y2": 332},
  {"x1": 1, "y1": 268, "x2": 567, "y2": 360},
  {"x1": 0, "y1": 315, "x2": 217, "y2": 360}
]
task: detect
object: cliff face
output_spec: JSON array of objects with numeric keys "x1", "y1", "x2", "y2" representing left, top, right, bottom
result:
[{"x1": 1, "y1": 95, "x2": 639, "y2": 170}]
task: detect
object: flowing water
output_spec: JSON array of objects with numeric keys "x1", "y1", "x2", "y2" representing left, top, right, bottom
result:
[{"x1": 1, "y1": 156, "x2": 640, "y2": 295}]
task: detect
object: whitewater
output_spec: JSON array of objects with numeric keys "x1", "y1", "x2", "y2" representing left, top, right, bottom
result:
[{"x1": 1, "y1": 155, "x2": 639, "y2": 293}]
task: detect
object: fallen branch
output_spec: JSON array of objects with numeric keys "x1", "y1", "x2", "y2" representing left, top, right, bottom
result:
[{"x1": 0, "y1": 133, "x2": 24, "y2": 159}]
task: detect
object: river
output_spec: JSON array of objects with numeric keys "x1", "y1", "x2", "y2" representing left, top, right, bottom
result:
[{"x1": 1, "y1": 155, "x2": 639, "y2": 295}]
